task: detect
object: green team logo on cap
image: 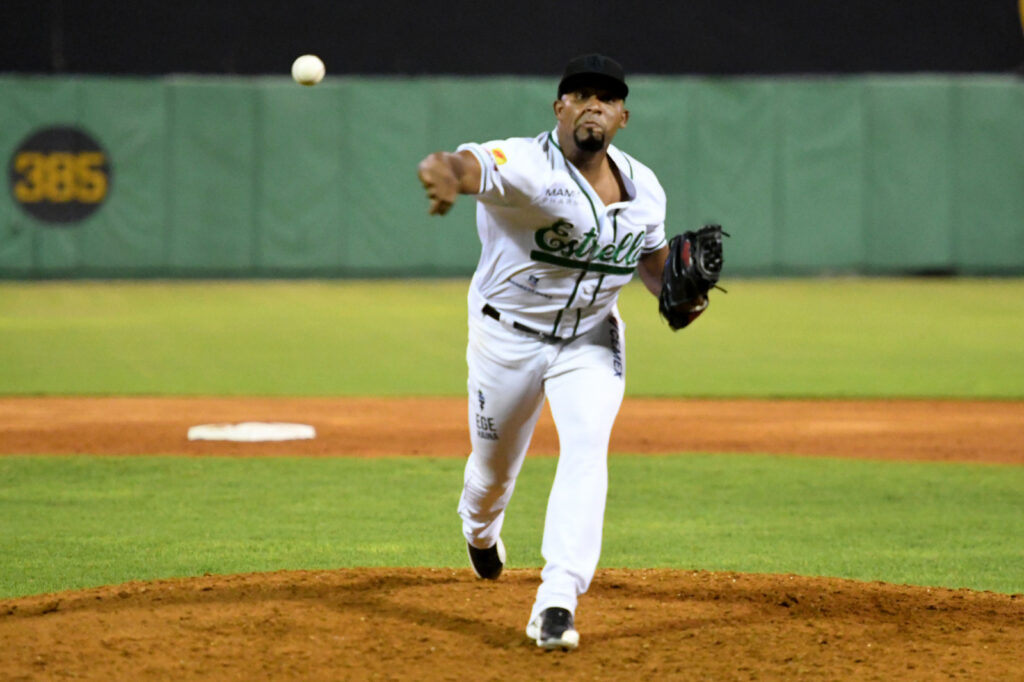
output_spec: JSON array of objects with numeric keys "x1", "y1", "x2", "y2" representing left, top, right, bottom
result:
[{"x1": 8, "y1": 126, "x2": 112, "y2": 225}]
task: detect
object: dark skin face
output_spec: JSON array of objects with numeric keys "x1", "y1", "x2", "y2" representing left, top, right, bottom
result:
[{"x1": 553, "y1": 85, "x2": 629, "y2": 162}]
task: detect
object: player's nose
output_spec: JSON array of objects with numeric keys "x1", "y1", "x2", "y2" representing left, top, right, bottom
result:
[{"x1": 580, "y1": 99, "x2": 605, "y2": 117}]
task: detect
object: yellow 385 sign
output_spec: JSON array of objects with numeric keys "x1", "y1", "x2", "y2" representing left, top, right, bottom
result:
[
  {"x1": 13, "y1": 151, "x2": 108, "y2": 203},
  {"x1": 8, "y1": 126, "x2": 112, "y2": 225}
]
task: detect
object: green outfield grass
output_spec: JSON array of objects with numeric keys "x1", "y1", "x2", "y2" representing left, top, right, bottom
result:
[
  {"x1": 1, "y1": 454, "x2": 1021, "y2": 600},
  {"x1": 1, "y1": 278, "x2": 1023, "y2": 397}
]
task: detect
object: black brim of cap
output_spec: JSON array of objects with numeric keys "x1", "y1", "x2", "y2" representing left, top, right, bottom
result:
[{"x1": 557, "y1": 73, "x2": 628, "y2": 99}]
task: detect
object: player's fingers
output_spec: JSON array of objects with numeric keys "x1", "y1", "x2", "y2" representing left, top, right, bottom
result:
[
  {"x1": 428, "y1": 198, "x2": 451, "y2": 215},
  {"x1": 418, "y1": 171, "x2": 436, "y2": 190},
  {"x1": 416, "y1": 160, "x2": 436, "y2": 186}
]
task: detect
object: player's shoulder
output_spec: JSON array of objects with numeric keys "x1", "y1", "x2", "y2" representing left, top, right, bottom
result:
[{"x1": 477, "y1": 133, "x2": 549, "y2": 170}]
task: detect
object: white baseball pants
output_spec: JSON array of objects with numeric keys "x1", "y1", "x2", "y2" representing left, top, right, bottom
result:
[{"x1": 458, "y1": 307, "x2": 626, "y2": 620}]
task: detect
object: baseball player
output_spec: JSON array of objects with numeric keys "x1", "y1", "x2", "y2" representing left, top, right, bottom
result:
[{"x1": 417, "y1": 54, "x2": 723, "y2": 650}]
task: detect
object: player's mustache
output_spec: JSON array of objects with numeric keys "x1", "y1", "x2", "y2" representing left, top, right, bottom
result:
[{"x1": 575, "y1": 117, "x2": 604, "y2": 134}]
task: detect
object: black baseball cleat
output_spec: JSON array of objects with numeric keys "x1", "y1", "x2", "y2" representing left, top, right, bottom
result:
[
  {"x1": 525, "y1": 607, "x2": 580, "y2": 650},
  {"x1": 466, "y1": 537, "x2": 505, "y2": 580}
]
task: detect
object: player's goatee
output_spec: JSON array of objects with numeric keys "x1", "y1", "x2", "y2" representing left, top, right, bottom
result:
[{"x1": 575, "y1": 128, "x2": 605, "y2": 152}]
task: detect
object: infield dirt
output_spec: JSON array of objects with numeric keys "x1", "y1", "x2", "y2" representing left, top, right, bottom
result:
[
  {"x1": 1, "y1": 397, "x2": 1021, "y2": 680},
  {"x1": 2, "y1": 396, "x2": 1022, "y2": 463}
]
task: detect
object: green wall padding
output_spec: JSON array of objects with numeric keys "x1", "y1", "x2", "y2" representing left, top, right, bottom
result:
[
  {"x1": 950, "y1": 79, "x2": 1024, "y2": 271},
  {"x1": 681, "y1": 79, "x2": 778, "y2": 271},
  {"x1": 80, "y1": 79, "x2": 168, "y2": 272},
  {"x1": 777, "y1": 80, "x2": 867, "y2": 271},
  {"x1": 257, "y1": 81, "x2": 346, "y2": 271},
  {"x1": 864, "y1": 79, "x2": 954, "y2": 271},
  {"x1": 0, "y1": 79, "x2": 77, "y2": 276},
  {"x1": 166, "y1": 81, "x2": 258, "y2": 273},
  {"x1": 1, "y1": 75, "x2": 1021, "y2": 278}
]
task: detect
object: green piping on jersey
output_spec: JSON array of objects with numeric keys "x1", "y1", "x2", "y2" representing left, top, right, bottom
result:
[
  {"x1": 619, "y1": 152, "x2": 634, "y2": 180},
  {"x1": 548, "y1": 132, "x2": 601, "y2": 229},
  {"x1": 589, "y1": 274, "x2": 606, "y2": 306},
  {"x1": 551, "y1": 268, "x2": 588, "y2": 336},
  {"x1": 551, "y1": 311, "x2": 563, "y2": 336},
  {"x1": 547, "y1": 131, "x2": 601, "y2": 336},
  {"x1": 587, "y1": 210, "x2": 620, "y2": 306},
  {"x1": 544, "y1": 133, "x2": 638, "y2": 336}
]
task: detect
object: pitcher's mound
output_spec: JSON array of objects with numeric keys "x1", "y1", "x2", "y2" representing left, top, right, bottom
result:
[{"x1": 1, "y1": 568, "x2": 1020, "y2": 680}]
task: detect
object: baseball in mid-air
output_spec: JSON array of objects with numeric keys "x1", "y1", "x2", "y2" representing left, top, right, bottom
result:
[{"x1": 291, "y1": 54, "x2": 325, "y2": 86}]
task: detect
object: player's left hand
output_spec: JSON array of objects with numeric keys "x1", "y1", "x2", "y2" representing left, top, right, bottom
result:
[{"x1": 658, "y1": 224, "x2": 728, "y2": 330}]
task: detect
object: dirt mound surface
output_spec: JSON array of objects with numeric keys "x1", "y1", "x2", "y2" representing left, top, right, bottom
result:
[{"x1": 2, "y1": 568, "x2": 1021, "y2": 681}]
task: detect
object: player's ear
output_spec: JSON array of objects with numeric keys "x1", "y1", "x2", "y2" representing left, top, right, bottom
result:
[
  {"x1": 620, "y1": 107, "x2": 630, "y2": 127},
  {"x1": 553, "y1": 98, "x2": 564, "y2": 117}
]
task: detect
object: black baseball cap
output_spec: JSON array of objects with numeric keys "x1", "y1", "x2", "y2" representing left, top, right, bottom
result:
[{"x1": 557, "y1": 54, "x2": 629, "y2": 100}]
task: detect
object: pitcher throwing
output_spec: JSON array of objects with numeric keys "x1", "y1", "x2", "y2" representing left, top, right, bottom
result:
[{"x1": 417, "y1": 54, "x2": 725, "y2": 651}]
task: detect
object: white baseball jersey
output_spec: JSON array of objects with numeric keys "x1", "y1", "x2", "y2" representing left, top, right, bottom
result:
[{"x1": 457, "y1": 129, "x2": 667, "y2": 339}]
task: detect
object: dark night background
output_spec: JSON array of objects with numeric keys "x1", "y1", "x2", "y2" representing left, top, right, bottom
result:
[{"x1": 2, "y1": 0, "x2": 1023, "y2": 76}]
